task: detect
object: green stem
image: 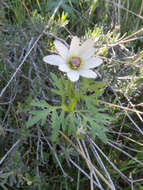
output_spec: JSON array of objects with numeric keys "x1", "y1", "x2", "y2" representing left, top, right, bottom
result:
[{"x1": 61, "y1": 94, "x2": 65, "y2": 106}]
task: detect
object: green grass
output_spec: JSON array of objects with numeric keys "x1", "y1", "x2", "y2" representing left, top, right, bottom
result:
[{"x1": 0, "y1": 0, "x2": 143, "y2": 189}]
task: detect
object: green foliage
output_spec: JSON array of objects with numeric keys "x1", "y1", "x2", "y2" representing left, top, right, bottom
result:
[
  {"x1": 6, "y1": 0, "x2": 27, "y2": 26},
  {"x1": 78, "y1": 78, "x2": 112, "y2": 143},
  {"x1": 26, "y1": 101, "x2": 52, "y2": 127},
  {"x1": 50, "y1": 72, "x2": 68, "y2": 99},
  {"x1": 1, "y1": 0, "x2": 143, "y2": 189},
  {"x1": 26, "y1": 100, "x2": 61, "y2": 141},
  {"x1": 26, "y1": 73, "x2": 112, "y2": 144},
  {"x1": 120, "y1": 0, "x2": 143, "y2": 34},
  {"x1": 51, "y1": 109, "x2": 60, "y2": 141}
]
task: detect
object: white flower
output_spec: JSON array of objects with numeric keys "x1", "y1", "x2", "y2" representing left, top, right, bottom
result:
[{"x1": 43, "y1": 36, "x2": 103, "y2": 82}]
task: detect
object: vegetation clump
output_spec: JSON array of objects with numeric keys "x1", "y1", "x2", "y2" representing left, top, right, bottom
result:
[{"x1": 0, "y1": 0, "x2": 143, "y2": 189}]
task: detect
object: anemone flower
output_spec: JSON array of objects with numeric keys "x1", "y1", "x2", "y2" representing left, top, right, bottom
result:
[{"x1": 43, "y1": 36, "x2": 103, "y2": 82}]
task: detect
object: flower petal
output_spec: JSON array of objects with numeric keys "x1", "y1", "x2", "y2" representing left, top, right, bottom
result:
[
  {"x1": 69, "y1": 36, "x2": 80, "y2": 55},
  {"x1": 43, "y1": 55, "x2": 65, "y2": 66},
  {"x1": 54, "y1": 40, "x2": 69, "y2": 60},
  {"x1": 78, "y1": 38, "x2": 96, "y2": 59},
  {"x1": 82, "y1": 57, "x2": 103, "y2": 69},
  {"x1": 59, "y1": 64, "x2": 70, "y2": 72},
  {"x1": 80, "y1": 48, "x2": 95, "y2": 60},
  {"x1": 79, "y1": 69, "x2": 97, "y2": 78},
  {"x1": 67, "y1": 70, "x2": 80, "y2": 82},
  {"x1": 79, "y1": 38, "x2": 94, "y2": 54}
]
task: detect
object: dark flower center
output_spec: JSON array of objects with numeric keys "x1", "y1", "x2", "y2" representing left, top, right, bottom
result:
[{"x1": 69, "y1": 56, "x2": 82, "y2": 70}]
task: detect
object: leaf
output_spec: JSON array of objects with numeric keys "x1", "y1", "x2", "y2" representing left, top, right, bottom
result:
[
  {"x1": 50, "y1": 72, "x2": 68, "y2": 99},
  {"x1": 26, "y1": 114, "x2": 41, "y2": 127},
  {"x1": 50, "y1": 72, "x2": 63, "y2": 90},
  {"x1": 95, "y1": 123, "x2": 108, "y2": 144},
  {"x1": 81, "y1": 78, "x2": 106, "y2": 90},
  {"x1": 82, "y1": 113, "x2": 109, "y2": 143},
  {"x1": 60, "y1": 110, "x2": 66, "y2": 132},
  {"x1": 88, "y1": 82, "x2": 106, "y2": 91},
  {"x1": 65, "y1": 113, "x2": 76, "y2": 136},
  {"x1": 68, "y1": 116, "x2": 75, "y2": 136},
  {"x1": 68, "y1": 113, "x2": 79, "y2": 136},
  {"x1": 90, "y1": 119, "x2": 96, "y2": 140},
  {"x1": 26, "y1": 109, "x2": 51, "y2": 127},
  {"x1": 51, "y1": 89, "x2": 62, "y2": 96},
  {"x1": 51, "y1": 110, "x2": 60, "y2": 141},
  {"x1": 85, "y1": 100, "x2": 97, "y2": 114},
  {"x1": 94, "y1": 112, "x2": 113, "y2": 125},
  {"x1": 81, "y1": 78, "x2": 94, "y2": 91},
  {"x1": 82, "y1": 89, "x2": 104, "y2": 108},
  {"x1": 31, "y1": 100, "x2": 50, "y2": 108}
]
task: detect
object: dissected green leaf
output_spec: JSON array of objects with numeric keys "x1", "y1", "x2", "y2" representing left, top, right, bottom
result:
[
  {"x1": 88, "y1": 82, "x2": 106, "y2": 91},
  {"x1": 50, "y1": 72, "x2": 68, "y2": 101},
  {"x1": 68, "y1": 115, "x2": 75, "y2": 136},
  {"x1": 31, "y1": 100, "x2": 50, "y2": 108},
  {"x1": 94, "y1": 112, "x2": 113, "y2": 125},
  {"x1": 51, "y1": 110, "x2": 60, "y2": 141},
  {"x1": 51, "y1": 89, "x2": 63, "y2": 96},
  {"x1": 81, "y1": 78, "x2": 106, "y2": 92},
  {"x1": 88, "y1": 118, "x2": 108, "y2": 143},
  {"x1": 83, "y1": 90, "x2": 104, "y2": 109},
  {"x1": 64, "y1": 113, "x2": 77, "y2": 136},
  {"x1": 95, "y1": 123, "x2": 108, "y2": 144},
  {"x1": 50, "y1": 72, "x2": 63, "y2": 90},
  {"x1": 79, "y1": 111, "x2": 110, "y2": 143},
  {"x1": 26, "y1": 73, "x2": 111, "y2": 144},
  {"x1": 60, "y1": 110, "x2": 66, "y2": 132},
  {"x1": 89, "y1": 119, "x2": 96, "y2": 140},
  {"x1": 26, "y1": 109, "x2": 51, "y2": 127}
]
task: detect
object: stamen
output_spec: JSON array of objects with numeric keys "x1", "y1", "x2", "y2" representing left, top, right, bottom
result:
[{"x1": 69, "y1": 56, "x2": 82, "y2": 70}]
